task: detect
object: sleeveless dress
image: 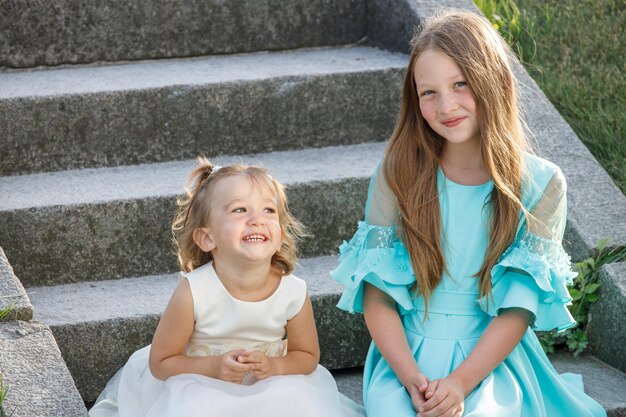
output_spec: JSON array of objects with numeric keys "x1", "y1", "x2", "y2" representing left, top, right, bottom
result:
[
  {"x1": 331, "y1": 154, "x2": 606, "y2": 417},
  {"x1": 90, "y1": 262, "x2": 365, "y2": 417}
]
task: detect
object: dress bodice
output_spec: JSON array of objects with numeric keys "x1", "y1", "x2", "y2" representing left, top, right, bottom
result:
[
  {"x1": 436, "y1": 168, "x2": 493, "y2": 293},
  {"x1": 180, "y1": 262, "x2": 307, "y2": 357}
]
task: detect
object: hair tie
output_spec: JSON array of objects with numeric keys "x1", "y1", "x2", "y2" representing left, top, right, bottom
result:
[{"x1": 212, "y1": 165, "x2": 222, "y2": 174}]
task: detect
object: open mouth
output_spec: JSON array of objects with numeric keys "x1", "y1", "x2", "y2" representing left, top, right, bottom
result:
[{"x1": 242, "y1": 234, "x2": 268, "y2": 242}]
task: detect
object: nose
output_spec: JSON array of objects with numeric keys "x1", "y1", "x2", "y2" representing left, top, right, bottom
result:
[
  {"x1": 246, "y1": 210, "x2": 265, "y2": 226},
  {"x1": 438, "y1": 91, "x2": 458, "y2": 114}
]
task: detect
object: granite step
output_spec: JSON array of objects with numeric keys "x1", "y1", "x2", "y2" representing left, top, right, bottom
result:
[
  {"x1": 0, "y1": 46, "x2": 405, "y2": 176},
  {"x1": 0, "y1": 141, "x2": 385, "y2": 286},
  {"x1": 28, "y1": 255, "x2": 370, "y2": 402},
  {"x1": 0, "y1": 0, "x2": 367, "y2": 68},
  {"x1": 589, "y1": 262, "x2": 626, "y2": 373},
  {"x1": 0, "y1": 320, "x2": 89, "y2": 417}
]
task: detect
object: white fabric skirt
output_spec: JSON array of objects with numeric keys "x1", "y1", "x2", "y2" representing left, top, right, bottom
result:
[{"x1": 89, "y1": 345, "x2": 365, "y2": 417}]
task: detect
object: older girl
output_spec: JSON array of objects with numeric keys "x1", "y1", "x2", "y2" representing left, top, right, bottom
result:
[{"x1": 333, "y1": 10, "x2": 606, "y2": 417}]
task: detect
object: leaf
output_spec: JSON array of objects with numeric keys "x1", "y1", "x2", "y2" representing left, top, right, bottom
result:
[
  {"x1": 566, "y1": 329, "x2": 589, "y2": 356},
  {"x1": 585, "y1": 294, "x2": 599, "y2": 303},
  {"x1": 596, "y1": 237, "x2": 610, "y2": 251},
  {"x1": 569, "y1": 288, "x2": 583, "y2": 300},
  {"x1": 585, "y1": 283, "x2": 601, "y2": 294}
]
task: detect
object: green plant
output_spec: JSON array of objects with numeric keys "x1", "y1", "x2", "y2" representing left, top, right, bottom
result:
[
  {"x1": 537, "y1": 239, "x2": 626, "y2": 355},
  {"x1": 474, "y1": 0, "x2": 536, "y2": 64},
  {"x1": 0, "y1": 303, "x2": 16, "y2": 320},
  {"x1": 0, "y1": 373, "x2": 11, "y2": 417},
  {"x1": 476, "y1": 0, "x2": 626, "y2": 195},
  {"x1": 0, "y1": 302, "x2": 14, "y2": 417}
]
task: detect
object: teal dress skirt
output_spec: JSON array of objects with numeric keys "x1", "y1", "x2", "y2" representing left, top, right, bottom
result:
[{"x1": 332, "y1": 154, "x2": 606, "y2": 417}]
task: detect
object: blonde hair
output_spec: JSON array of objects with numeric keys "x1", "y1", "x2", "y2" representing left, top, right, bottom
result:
[
  {"x1": 384, "y1": 10, "x2": 529, "y2": 311},
  {"x1": 172, "y1": 157, "x2": 306, "y2": 274}
]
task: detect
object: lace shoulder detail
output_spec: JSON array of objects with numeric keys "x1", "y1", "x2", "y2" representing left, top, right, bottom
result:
[{"x1": 332, "y1": 221, "x2": 415, "y2": 314}]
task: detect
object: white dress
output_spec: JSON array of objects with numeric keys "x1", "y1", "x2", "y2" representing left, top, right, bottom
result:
[{"x1": 90, "y1": 262, "x2": 365, "y2": 417}]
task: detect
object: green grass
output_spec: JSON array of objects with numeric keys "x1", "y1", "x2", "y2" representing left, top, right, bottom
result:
[{"x1": 475, "y1": 0, "x2": 626, "y2": 195}]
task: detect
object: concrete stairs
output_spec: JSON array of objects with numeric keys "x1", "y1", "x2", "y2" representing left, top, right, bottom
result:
[{"x1": 1, "y1": 0, "x2": 626, "y2": 416}]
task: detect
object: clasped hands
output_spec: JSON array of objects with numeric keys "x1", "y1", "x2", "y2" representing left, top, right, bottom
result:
[
  {"x1": 217, "y1": 349, "x2": 274, "y2": 384},
  {"x1": 406, "y1": 373, "x2": 465, "y2": 417}
]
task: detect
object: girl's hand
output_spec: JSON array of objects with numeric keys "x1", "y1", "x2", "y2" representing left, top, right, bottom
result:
[
  {"x1": 237, "y1": 350, "x2": 275, "y2": 380},
  {"x1": 405, "y1": 373, "x2": 430, "y2": 414},
  {"x1": 417, "y1": 377, "x2": 465, "y2": 417},
  {"x1": 217, "y1": 349, "x2": 253, "y2": 384}
]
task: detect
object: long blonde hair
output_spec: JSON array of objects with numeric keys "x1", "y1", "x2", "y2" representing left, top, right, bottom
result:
[
  {"x1": 172, "y1": 157, "x2": 306, "y2": 274},
  {"x1": 384, "y1": 10, "x2": 529, "y2": 310}
]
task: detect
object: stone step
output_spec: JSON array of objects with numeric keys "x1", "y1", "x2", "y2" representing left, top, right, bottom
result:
[
  {"x1": 0, "y1": 142, "x2": 384, "y2": 287},
  {"x1": 0, "y1": 320, "x2": 88, "y2": 417},
  {"x1": 0, "y1": 46, "x2": 405, "y2": 176},
  {"x1": 589, "y1": 262, "x2": 626, "y2": 373},
  {"x1": 333, "y1": 354, "x2": 626, "y2": 417},
  {"x1": 28, "y1": 255, "x2": 371, "y2": 402},
  {"x1": 0, "y1": 247, "x2": 32, "y2": 322},
  {"x1": 0, "y1": 0, "x2": 367, "y2": 68}
]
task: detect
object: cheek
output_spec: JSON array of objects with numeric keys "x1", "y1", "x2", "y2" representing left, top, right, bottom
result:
[
  {"x1": 461, "y1": 90, "x2": 477, "y2": 112},
  {"x1": 419, "y1": 99, "x2": 436, "y2": 125}
]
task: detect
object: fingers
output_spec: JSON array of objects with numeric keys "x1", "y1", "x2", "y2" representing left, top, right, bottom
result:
[
  {"x1": 416, "y1": 373, "x2": 429, "y2": 393},
  {"x1": 424, "y1": 380, "x2": 439, "y2": 400},
  {"x1": 419, "y1": 395, "x2": 456, "y2": 417},
  {"x1": 237, "y1": 350, "x2": 261, "y2": 363}
]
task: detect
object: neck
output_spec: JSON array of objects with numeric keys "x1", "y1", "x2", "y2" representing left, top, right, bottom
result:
[
  {"x1": 440, "y1": 138, "x2": 491, "y2": 185},
  {"x1": 440, "y1": 138, "x2": 483, "y2": 170},
  {"x1": 212, "y1": 257, "x2": 276, "y2": 296}
]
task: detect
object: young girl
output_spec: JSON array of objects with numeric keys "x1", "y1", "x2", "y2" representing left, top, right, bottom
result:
[
  {"x1": 90, "y1": 159, "x2": 365, "y2": 417},
  {"x1": 332, "y1": 10, "x2": 606, "y2": 417}
]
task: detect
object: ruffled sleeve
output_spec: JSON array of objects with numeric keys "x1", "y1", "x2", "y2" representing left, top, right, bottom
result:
[
  {"x1": 479, "y1": 164, "x2": 577, "y2": 331},
  {"x1": 331, "y1": 221, "x2": 415, "y2": 314},
  {"x1": 331, "y1": 161, "x2": 416, "y2": 315}
]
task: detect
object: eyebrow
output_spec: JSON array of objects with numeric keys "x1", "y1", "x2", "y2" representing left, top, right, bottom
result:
[
  {"x1": 415, "y1": 72, "x2": 465, "y2": 85},
  {"x1": 223, "y1": 197, "x2": 277, "y2": 210}
]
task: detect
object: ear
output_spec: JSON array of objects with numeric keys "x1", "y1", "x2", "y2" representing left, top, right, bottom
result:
[{"x1": 193, "y1": 227, "x2": 216, "y2": 252}]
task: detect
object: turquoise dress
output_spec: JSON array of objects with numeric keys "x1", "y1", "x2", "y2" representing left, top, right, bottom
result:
[{"x1": 332, "y1": 154, "x2": 606, "y2": 417}]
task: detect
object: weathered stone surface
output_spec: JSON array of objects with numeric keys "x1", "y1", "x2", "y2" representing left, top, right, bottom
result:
[
  {"x1": 29, "y1": 255, "x2": 370, "y2": 401},
  {"x1": 368, "y1": 0, "x2": 480, "y2": 53},
  {"x1": 0, "y1": 247, "x2": 31, "y2": 321},
  {"x1": 0, "y1": 47, "x2": 404, "y2": 175},
  {"x1": 300, "y1": 257, "x2": 371, "y2": 370},
  {"x1": 588, "y1": 263, "x2": 626, "y2": 373},
  {"x1": 54, "y1": 315, "x2": 161, "y2": 402},
  {"x1": 0, "y1": 320, "x2": 88, "y2": 417},
  {"x1": 332, "y1": 367, "x2": 364, "y2": 405},
  {"x1": 0, "y1": 0, "x2": 366, "y2": 68},
  {"x1": 551, "y1": 353, "x2": 626, "y2": 417},
  {"x1": 1, "y1": 143, "x2": 381, "y2": 286}
]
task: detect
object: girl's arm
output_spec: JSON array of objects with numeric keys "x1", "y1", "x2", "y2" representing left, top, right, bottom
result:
[
  {"x1": 418, "y1": 307, "x2": 530, "y2": 417},
  {"x1": 363, "y1": 283, "x2": 430, "y2": 408},
  {"x1": 149, "y1": 279, "x2": 252, "y2": 382},
  {"x1": 448, "y1": 307, "x2": 531, "y2": 395},
  {"x1": 240, "y1": 293, "x2": 320, "y2": 377}
]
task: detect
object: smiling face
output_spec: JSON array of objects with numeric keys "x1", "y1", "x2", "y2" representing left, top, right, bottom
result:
[
  {"x1": 414, "y1": 49, "x2": 480, "y2": 149},
  {"x1": 199, "y1": 174, "x2": 282, "y2": 267}
]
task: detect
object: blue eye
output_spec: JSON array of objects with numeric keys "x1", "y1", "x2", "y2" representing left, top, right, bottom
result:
[
  {"x1": 455, "y1": 81, "x2": 467, "y2": 88},
  {"x1": 233, "y1": 207, "x2": 246, "y2": 213},
  {"x1": 420, "y1": 90, "x2": 435, "y2": 97}
]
